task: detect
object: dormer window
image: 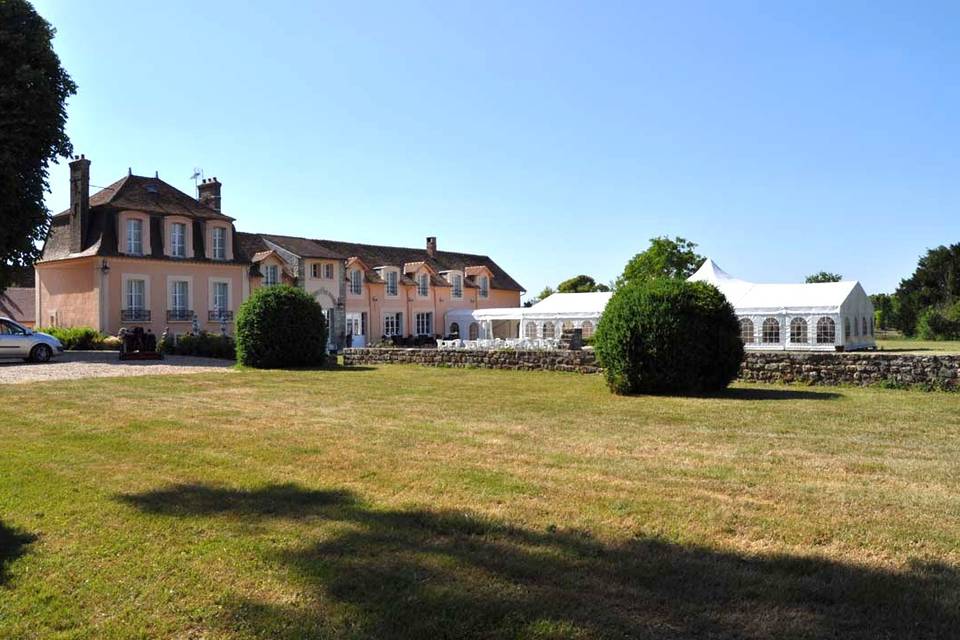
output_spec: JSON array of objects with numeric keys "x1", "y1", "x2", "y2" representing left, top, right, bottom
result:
[
  {"x1": 212, "y1": 227, "x2": 226, "y2": 260},
  {"x1": 171, "y1": 222, "x2": 186, "y2": 258},
  {"x1": 417, "y1": 273, "x2": 429, "y2": 297},
  {"x1": 451, "y1": 273, "x2": 463, "y2": 298},
  {"x1": 263, "y1": 264, "x2": 279, "y2": 286},
  {"x1": 385, "y1": 270, "x2": 398, "y2": 297},
  {"x1": 350, "y1": 269, "x2": 363, "y2": 295},
  {"x1": 479, "y1": 275, "x2": 489, "y2": 298},
  {"x1": 126, "y1": 218, "x2": 143, "y2": 255}
]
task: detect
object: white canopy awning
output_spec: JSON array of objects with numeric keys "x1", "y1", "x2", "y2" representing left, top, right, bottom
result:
[
  {"x1": 522, "y1": 291, "x2": 612, "y2": 320},
  {"x1": 688, "y1": 258, "x2": 861, "y2": 315}
]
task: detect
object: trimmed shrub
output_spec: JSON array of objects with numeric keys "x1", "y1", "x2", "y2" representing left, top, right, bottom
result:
[
  {"x1": 36, "y1": 326, "x2": 104, "y2": 350},
  {"x1": 160, "y1": 332, "x2": 236, "y2": 359},
  {"x1": 236, "y1": 285, "x2": 327, "y2": 368},
  {"x1": 593, "y1": 279, "x2": 743, "y2": 394}
]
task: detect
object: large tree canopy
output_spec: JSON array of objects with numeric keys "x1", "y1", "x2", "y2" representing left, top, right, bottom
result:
[
  {"x1": 556, "y1": 274, "x2": 610, "y2": 293},
  {"x1": 0, "y1": 0, "x2": 76, "y2": 291},
  {"x1": 894, "y1": 243, "x2": 960, "y2": 336},
  {"x1": 805, "y1": 271, "x2": 842, "y2": 283},
  {"x1": 617, "y1": 236, "x2": 704, "y2": 288}
]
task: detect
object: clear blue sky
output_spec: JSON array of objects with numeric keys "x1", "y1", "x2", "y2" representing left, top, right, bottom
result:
[{"x1": 34, "y1": 0, "x2": 959, "y2": 297}]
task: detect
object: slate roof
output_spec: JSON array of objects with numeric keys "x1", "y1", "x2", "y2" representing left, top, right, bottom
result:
[
  {"x1": 0, "y1": 288, "x2": 35, "y2": 324},
  {"x1": 312, "y1": 238, "x2": 524, "y2": 292},
  {"x1": 42, "y1": 175, "x2": 248, "y2": 264},
  {"x1": 241, "y1": 233, "x2": 523, "y2": 292},
  {"x1": 53, "y1": 175, "x2": 233, "y2": 221}
]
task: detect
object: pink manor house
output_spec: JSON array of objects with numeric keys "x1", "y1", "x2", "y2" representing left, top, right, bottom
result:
[{"x1": 36, "y1": 157, "x2": 524, "y2": 349}]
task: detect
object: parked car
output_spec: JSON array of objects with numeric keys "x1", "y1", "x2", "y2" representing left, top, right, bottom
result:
[{"x1": 0, "y1": 317, "x2": 64, "y2": 362}]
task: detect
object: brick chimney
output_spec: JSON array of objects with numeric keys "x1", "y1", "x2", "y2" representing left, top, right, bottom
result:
[
  {"x1": 69, "y1": 155, "x2": 90, "y2": 253},
  {"x1": 426, "y1": 236, "x2": 437, "y2": 258},
  {"x1": 198, "y1": 177, "x2": 221, "y2": 211}
]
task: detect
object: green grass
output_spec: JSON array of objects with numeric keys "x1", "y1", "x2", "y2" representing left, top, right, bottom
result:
[
  {"x1": 876, "y1": 336, "x2": 960, "y2": 353},
  {"x1": 1, "y1": 366, "x2": 959, "y2": 639}
]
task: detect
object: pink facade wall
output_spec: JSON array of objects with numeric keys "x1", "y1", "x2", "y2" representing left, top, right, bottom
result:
[
  {"x1": 35, "y1": 258, "x2": 100, "y2": 328},
  {"x1": 102, "y1": 257, "x2": 247, "y2": 336}
]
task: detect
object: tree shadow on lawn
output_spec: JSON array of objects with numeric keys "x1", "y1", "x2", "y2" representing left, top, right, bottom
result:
[
  {"x1": 118, "y1": 483, "x2": 959, "y2": 639},
  {"x1": 0, "y1": 520, "x2": 36, "y2": 585},
  {"x1": 714, "y1": 387, "x2": 842, "y2": 401}
]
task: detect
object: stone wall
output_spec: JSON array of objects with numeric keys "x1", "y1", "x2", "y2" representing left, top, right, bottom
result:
[
  {"x1": 343, "y1": 347, "x2": 960, "y2": 389},
  {"x1": 740, "y1": 351, "x2": 960, "y2": 389},
  {"x1": 343, "y1": 347, "x2": 600, "y2": 374}
]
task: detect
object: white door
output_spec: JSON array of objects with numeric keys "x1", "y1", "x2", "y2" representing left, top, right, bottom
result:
[{"x1": 346, "y1": 312, "x2": 365, "y2": 348}]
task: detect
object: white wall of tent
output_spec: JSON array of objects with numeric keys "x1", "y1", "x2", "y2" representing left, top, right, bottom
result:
[{"x1": 443, "y1": 259, "x2": 875, "y2": 351}]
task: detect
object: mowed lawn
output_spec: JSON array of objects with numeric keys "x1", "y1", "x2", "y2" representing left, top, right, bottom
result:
[{"x1": 1, "y1": 366, "x2": 959, "y2": 639}]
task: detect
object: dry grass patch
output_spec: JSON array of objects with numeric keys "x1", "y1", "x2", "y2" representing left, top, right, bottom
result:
[{"x1": 0, "y1": 365, "x2": 958, "y2": 638}]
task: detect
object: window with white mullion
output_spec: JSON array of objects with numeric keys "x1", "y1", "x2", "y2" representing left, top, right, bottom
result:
[
  {"x1": 127, "y1": 219, "x2": 143, "y2": 255},
  {"x1": 171, "y1": 222, "x2": 186, "y2": 258},
  {"x1": 171, "y1": 281, "x2": 189, "y2": 311},
  {"x1": 415, "y1": 312, "x2": 432, "y2": 336},
  {"x1": 417, "y1": 274, "x2": 429, "y2": 297},
  {"x1": 126, "y1": 279, "x2": 145, "y2": 310},
  {"x1": 386, "y1": 271, "x2": 398, "y2": 297},
  {"x1": 212, "y1": 227, "x2": 226, "y2": 260},
  {"x1": 452, "y1": 274, "x2": 463, "y2": 298},
  {"x1": 479, "y1": 275, "x2": 489, "y2": 298},
  {"x1": 213, "y1": 282, "x2": 229, "y2": 312}
]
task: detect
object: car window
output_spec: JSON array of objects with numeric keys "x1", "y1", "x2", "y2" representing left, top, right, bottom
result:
[{"x1": 0, "y1": 320, "x2": 25, "y2": 336}]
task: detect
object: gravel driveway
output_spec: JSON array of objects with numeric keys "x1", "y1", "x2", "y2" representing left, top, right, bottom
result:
[{"x1": 0, "y1": 351, "x2": 235, "y2": 384}]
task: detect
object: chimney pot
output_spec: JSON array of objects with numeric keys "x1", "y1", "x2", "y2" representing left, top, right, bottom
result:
[
  {"x1": 69, "y1": 155, "x2": 91, "y2": 253},
  {"x1": 426, "y1": 236, "x2": 437, "y2": 257},
  {"x1": 198, "y1": 175, "x2": 222, "y2": 212}
]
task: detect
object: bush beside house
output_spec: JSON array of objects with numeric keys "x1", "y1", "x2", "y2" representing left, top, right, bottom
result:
[
  {"x1": 236, "y1": 285, "x2": 327, "y2": 368},
  {"x1": 593, "y1": 279, "x2": 743, "y2": 395},
  {"x1": 36, "y1": 326, "x2": 105, "y2": 350},
  {"x1": 159, "y1": 333, "x2": 236, "y2": 359}
]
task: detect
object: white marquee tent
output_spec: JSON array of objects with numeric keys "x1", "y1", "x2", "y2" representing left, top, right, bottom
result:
[
  {"x1": 445, "y1": 291, "x2": 612, "y2": 341},
  {"x1": 444, "y1": 259, "x2": 875, "y2": 351},
  {"x1": 688, "y1": 259, "x2": 875, "y2": 351}
]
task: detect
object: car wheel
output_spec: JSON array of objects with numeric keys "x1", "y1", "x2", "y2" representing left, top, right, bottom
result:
[{"x1": 30, "y1": 344, "x2": 52, "y2": 363}]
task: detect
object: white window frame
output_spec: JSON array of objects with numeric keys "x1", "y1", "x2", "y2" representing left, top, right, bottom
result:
[
  {"x1": 415, "y1": 312, "x2": 432, "y2": 336},
  {"x1": 311, "y1": 263, "x2": 321, "y2": 279},
  {"x1": 383, "y1": 313, "x2": 402, "y2": 337},
  {"x1": 479, "y1": 275, "x2": 489, "y2": 298},
  {"x1": 170, "y1": 222, "x2": 187, "y2": 258},
  {"x1": 263, "y1": 264, "x2": 280, "y2": 286},
  {"x1": 210, "y1": 279, "x2": 230, "y2": 313},
  {"x1": 127, "y1": 218, "x2": 144, "y2": 255},
  {"x1": 451, "y1": 274, "x2": 463, "y2": 298},
  {"x1": 212, "y1": 226, "x2": 227, "y2": 260},
  {"x1": 385, "y1": 270, "x2": 399, "y2": 297},
  {"x1": 417, "y1": 273, "x2": 429, "y2": 297},
  {"x1": 323, "y1": 263, "x2": 334, "y2": 279},
  {"x1": 166, "y1": 276, "x2": 193, "y2": 315},
  {"x1": 124, "y1": 277, "x2": 147, "y2": 310},
  {"x1": 349, "y1": 269, "x2": 362, "y2": 295}
]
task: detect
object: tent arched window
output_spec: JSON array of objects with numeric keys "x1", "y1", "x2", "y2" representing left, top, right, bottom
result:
[
  {"x1": 844, "y1": 317, "x2": 851, "y2": 339},
  {"x1": 524, "y1": 322, "x2": 537, "y2": 339},
  {"x1": 580, "y1": 320, "x2": 594, "y2": 337},
  {"x1": 739, "y1": 318, "x2": 755, "y2": 344},
  {"x1": 468, "y1": 322, "x2": 479, "y2": 340},
  {"x1": 790, "y1": 317, "x2": 807, "y2": 344},
  {"x1": 449, "y1": 322, "x2": 460, "y2": 337},
  {"x1": 816, "y1": 317, "x2": 836, "y2": 344},
  {"x1": 761, "y1": 318, "x2": 780, "y2": 344},
  {"x1": 862, "y1": 316, "x2": 868, "y2": 336},
  {"x1": 542, "y1": 322, "x2": 555, "y2": 339}
]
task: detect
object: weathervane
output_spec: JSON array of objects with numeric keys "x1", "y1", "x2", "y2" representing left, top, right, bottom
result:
[{"x1": 190, "y1": 167, "x2": 204, "y2": 196}]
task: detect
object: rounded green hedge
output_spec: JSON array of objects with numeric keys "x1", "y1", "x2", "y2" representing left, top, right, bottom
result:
[
  {"x1": 593, "y1": 279, "x2": 743, "y2": 395},
  {"x1": 236, "y1": 285, "x2": 327, "y2": 368}
]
